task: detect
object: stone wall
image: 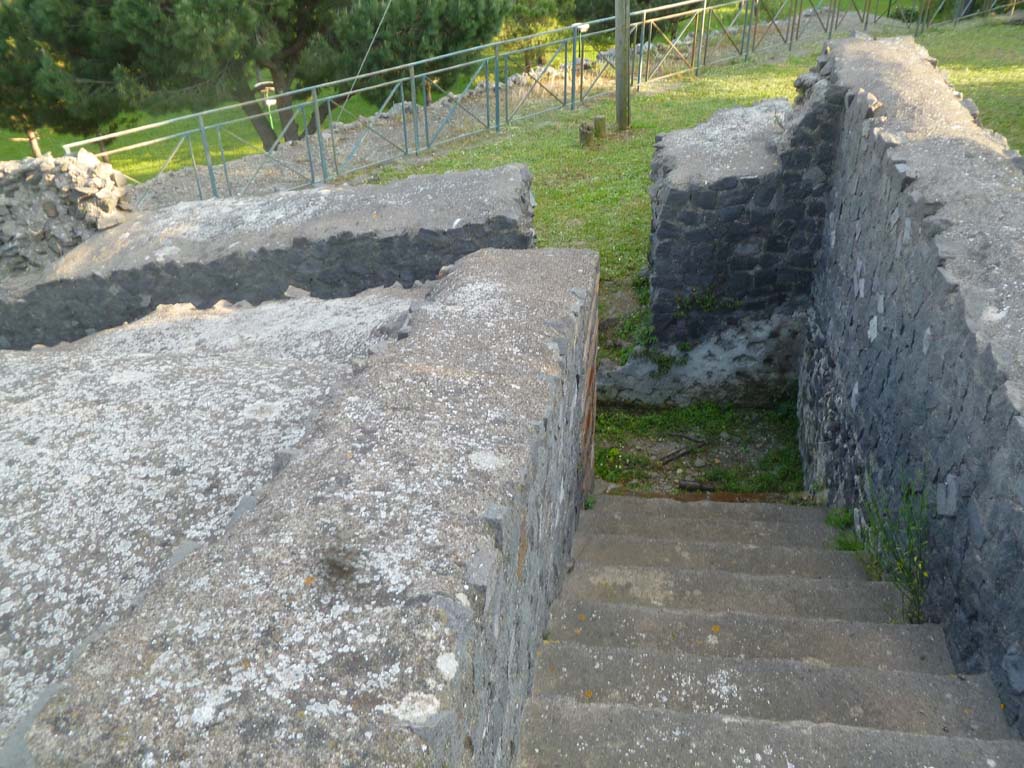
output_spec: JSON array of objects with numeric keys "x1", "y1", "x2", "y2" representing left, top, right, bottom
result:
[
  {"x1": 600, "y1": 78, "x2": 843, "y2": 407},
  {"x1": 611, "y1": 34, "x2": 1024, "y2": 730},
  {"x1": 0, "y1": 165, "x2": 534, "y2": 350},
  {"x1": 2, "y1": 247, "x2": 599, "y2": 767},
  {"x1": 0, "y1": 150, "x2": 129, "y2": 282},
  {"x1": 797, "y1": 37, "x2": 1024, "y2": 733}
]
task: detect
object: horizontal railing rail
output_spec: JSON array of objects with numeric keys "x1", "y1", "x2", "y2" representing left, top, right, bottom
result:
[{"x1": 61, "y1": 0, "x2": 1019, "y2": 207}]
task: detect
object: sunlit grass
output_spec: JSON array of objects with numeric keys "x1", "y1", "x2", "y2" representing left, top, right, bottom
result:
[{"x1": 919, "y1": 19, "x2": 1024, "y2": 150}]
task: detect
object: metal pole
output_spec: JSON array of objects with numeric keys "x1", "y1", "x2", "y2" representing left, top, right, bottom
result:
[
  {"x1": 637, "y1": 13, "x2": 646, "y2": 90},
  {"x1": 312, "y1": 88, "x2": 329, "y2": 182},
  {"x1": 408, "y1": 66, "x2": 421, "y2": 153},
  {"x1": 615, "y1": 0, "x2": 631, "y2": 131},
  {"x1": 570, "y1": 26, "x2": 579, "y2": 110},
  {"x1": 493, "y1": 46, "x2": 501, "y2": 133},
  {"x1": 197, "y1": 115, "x2": 219, "y2": 198}
]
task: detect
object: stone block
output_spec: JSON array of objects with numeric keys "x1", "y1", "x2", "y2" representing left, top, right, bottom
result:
[
  {"x1": 0, "y1": 165, "x2": 535, "y2": 350},
  {"x1": 4, "y1": 248, "x2": 600, "y2": 766}
]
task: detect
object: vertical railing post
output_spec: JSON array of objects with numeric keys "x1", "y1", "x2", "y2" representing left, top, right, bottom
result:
[
  {"x1": 485, "y1": 59, "x2": 492, "y2": 129},
  {"x1": 216, "y1": 126, "x2": 233, "y2": 197},
  {"x1": 301, "y1": 104, "x2": 315, "y2": 183},
  {"x1": 571, "y1": 25, "x2": 580, "y2": 110},
  {"x1": 399, "y1": 81, "x2": 410, "y2": 154},
  {"x1": 698, "y1": 0, "x2": 710, "y2": 74},
  {"x1": 493, "y1": 46, "x2": 501, "y2": 133},
  {"x1": 408, "y1": 65, "x2": 421, "y2": 154},
  {"x1": 637, "y1": 12, "x2": 646, "y2": 90},
  {"x1": 312, "y1": 87, "x2": 329, "y2": 183},
  {"x1": 423, "y1": 76, "x2": 431, "y2": 148},
  {"x1": 563, "y1": 39, "x2": 569, "y2": 107},
  {"x1": 499, "y1": 54, "x2": 507, "y2": 129},
  {"x1": 197, "y1": 114, "x2": 219, "y2": 198}
]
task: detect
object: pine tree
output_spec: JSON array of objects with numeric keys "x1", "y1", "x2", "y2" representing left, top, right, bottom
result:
[{"x1": 0, "y1": 0, "x2": 514, "y2": 151}]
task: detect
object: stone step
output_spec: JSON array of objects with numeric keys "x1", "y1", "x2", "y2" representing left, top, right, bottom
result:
[
  {"x1": 546, "y1": 599, "x2": 954, "y2": 674},
  {"x1": 565, "y1": 563, "x2": 902, "y2": 623},
  {"x1": 572, "y1": 533, "x2": 868, "y2": 579},
  {"x1": 532, "y1": 643, "x2": 1011, "y2": 739},
  {"x1": 579, "y1": 507, "x2": 835, "y2": 548},
  {"x1": 596, "y1": 494, "x2": 828, "y2": 525},
  {"x1": 517, "y1": 698, "x2": 1024, "y2": 768}
]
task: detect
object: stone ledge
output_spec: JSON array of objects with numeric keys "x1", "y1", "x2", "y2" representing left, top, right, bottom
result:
[
  {"x1": 0, "y1": 165, "x2": 535, "y2": 350},
  {"x1": 6, "y1": 247, "x2": 599, "y2": 767}
]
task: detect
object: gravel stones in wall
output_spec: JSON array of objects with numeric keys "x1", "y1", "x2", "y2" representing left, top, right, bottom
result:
[
  {"x1": 797, "y1": 37, "x2": 1024, "y2": 734},
  {"x1": 0, "y1": 164, "x2": 534, "y2": 350},
  {"x1": 0, "y1": 150, "x2": 129, "y2": 282},
  {"x1": 5, "y1": 248, "x2": 598, "y2": 767}
]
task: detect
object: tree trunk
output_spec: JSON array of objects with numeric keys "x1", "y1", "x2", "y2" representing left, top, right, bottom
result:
[
  {"x1": 240, "y1": 100, "x2": 281, "y2": 151},
  {"x1": 26, "y1": 128, "x2": 42, "y2": 158},
  {"x1": 272, "y1": 69, "x2": 301, "y2": 143}
]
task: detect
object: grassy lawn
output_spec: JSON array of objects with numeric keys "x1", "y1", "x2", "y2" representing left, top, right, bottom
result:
[
  {"x1": 595, "y1": 397, "x2": 805, "y2": 496},
  {"x1": 375, "y1": 59, "x2": 810, "y2": 311},
  {"x1": 0, "y1": 93, "x2": 380, "y2": 181},
  {"x1": 919, "y1": 19, "x2": 1024, "y2": 150}
]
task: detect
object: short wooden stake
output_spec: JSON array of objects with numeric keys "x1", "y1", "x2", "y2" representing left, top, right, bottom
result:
[
  {"x1": 579, "y1": 123, "x2": 595, "y2": 147},
  {"x1": 593, "y1": 115, "x2": 607, "y2": 139}
]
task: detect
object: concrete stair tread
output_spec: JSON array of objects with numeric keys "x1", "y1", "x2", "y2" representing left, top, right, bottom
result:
[
  {"x1": 597, "y1": 494, "x2": 828, "y2": 524},
  {"x1": 533, "y1": 642, "x2": 1012, "y2": 739},
  {"x1": 566, "y1": 563, "x2": 902, "y2": 623},
  {"x1": 572, "y1": 533, "x2": 868, "y2": 579},
  {"x1": 547, "y1": 598, "x2": 954, "y2": 674},
  {"x1": 579, "y1": 508, "x2": 835, "y2": 548},
  {"x1": 517, "y1": 697, "x2": 1024, "y2": 768}
]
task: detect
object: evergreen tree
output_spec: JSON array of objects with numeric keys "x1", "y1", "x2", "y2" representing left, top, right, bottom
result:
[{"x1": 1, "y1": 0, "x2": 513, "y2": 151}]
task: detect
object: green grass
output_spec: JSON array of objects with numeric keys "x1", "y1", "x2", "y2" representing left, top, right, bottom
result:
[
  {"x1": 595, "y1": 395, "x2": 804, "y2": 493},
  {"x1": 862, "y1": 484, "x2": 931, "y2": 623},
  {"x1": 594, "y1": 446, "x2": 658, "y2": 484},
  {"x1": 0, "y1": 93, "x2": 379, "y2": 181},
  {"x1": 701, "y1": 442, "x2": 803, "y2": 493},
  {"x1": 375, "y1": 60, "x2": 810, "y2": 291},
  {"x1": 826, "y1": 507, "x2": 864, "y2": 552},
  {"x1": 919, "y1": 19, "x2": 1024, "y2": 151}
]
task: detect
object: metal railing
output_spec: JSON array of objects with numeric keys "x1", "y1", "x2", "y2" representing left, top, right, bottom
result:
[{"x1": 61, "y1": 0, "x2": 1020, "y2": 207}]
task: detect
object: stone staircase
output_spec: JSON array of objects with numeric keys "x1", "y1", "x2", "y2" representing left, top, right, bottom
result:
[{"x1": 516, "y1": 493, "x2": 1024, "y2": 767}]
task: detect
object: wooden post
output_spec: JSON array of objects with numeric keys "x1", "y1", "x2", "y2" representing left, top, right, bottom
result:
[
  {"x1": 593, "y1": 115, "x2": 607, "y2": 139},
  {"x1": 579, "y1": 123, "x2": 595, "y2": 147},
  {"x1": 26, "y1": 128, "x2": 42, "y2": 158},
  {"x1": 615, "y1": 0, "x2": 631, "y2": 131}
]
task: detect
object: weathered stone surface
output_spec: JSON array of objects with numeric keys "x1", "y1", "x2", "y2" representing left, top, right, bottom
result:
[
  {"x1": 0, "y1": 288, "x2": 420, "y2": 756},
  {"x1": 796, "y1": 37, "x2": 1024, "y2": 733},
  {"x1": 0, "y1": 165, "x2": 534, "y2": 350},
  {"x1": 3, "y1": 247, "x2": 598, "y2": 767},
  {"x1": 597, "y1": 308, "x2": 805, "y2": 406},
  {"x1": 0, "y1": 151, "x2": 130, "y2": 283}
]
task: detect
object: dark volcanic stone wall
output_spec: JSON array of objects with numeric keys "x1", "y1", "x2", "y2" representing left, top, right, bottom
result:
[
  {"x1": 649, "y1": 91, "x2": 841, "y2": 344},
  {"x1": 798, "y1": 38, "x2": 1024, "y2": 733},
  {"x1": 640, "y1": 35, "x2": 1024, "y2": 731}
]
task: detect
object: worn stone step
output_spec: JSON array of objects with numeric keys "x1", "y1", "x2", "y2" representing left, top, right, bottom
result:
[
  {"x1": 572, "y1": 533, "x2": 868, "y2": 579},
  {"x1": 517, "y1": 698, "x2": 1024, "y2": 767},
  {"x1": 579, "y1": 506, "x2": 834, "y2": 548},
  {"x1": 533, "y1": 643, "x2": 1010, "y2": 739},
  {"x1": 565, "y1": 563, "x2": 902, "y2": 623},
  {"x1": 596, "y1": 495, "x2": 828, "y2": 525},
  {"x1": 547, "y1": 599, "x2": 954, "y2": 674}
]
